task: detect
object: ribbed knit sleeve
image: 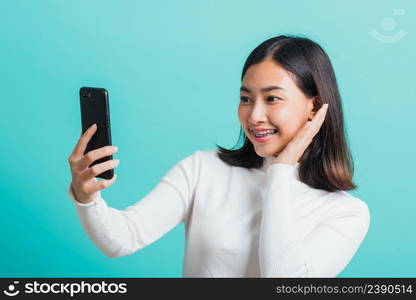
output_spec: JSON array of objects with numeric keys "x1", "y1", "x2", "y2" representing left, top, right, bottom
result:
[
  {"x1": 259, "y1": 163, "x2": 370, "y2": 277},
  {"x1": 68, "y1": 151, "x2": 200, "y2": 258}
]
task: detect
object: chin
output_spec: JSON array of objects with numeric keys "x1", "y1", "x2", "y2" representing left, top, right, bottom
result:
[{"x1": 253, "y1": 147, "x2": 279, "y2": 158}]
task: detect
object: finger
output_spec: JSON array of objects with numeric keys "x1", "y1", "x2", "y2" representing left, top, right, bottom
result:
[
  {"x1": 308, "y1": 103, "x2": 328, "y2": 135},
  {"x1": 77, "y1": 145, "x2": 118, "y2": 172},
  {"x1": 291, "y1": 121, "x2": 313, "y2": 147},
  {"x1": 315, "y1": 103, "x2": 329, "y2": 122},
  {"x1": 292, "y1": 105, "x2": 326, "y2": 147},
  {"x1": 82, "y1": 174, "x2": 118, "y2": 194},
  {"x1": 70, "y1": 124, "x2": 97, "y2": 161},
  {"x1": 79, "y1": 159, "x2": 120, "y2": 182},
  {"x1": 278, "y1": 104, "x2": 328, "y2": 164}
]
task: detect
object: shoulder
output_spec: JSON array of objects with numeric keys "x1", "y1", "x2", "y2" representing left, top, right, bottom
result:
[
  {"x1": 174, "y1": 149, "x2": 233, "y2": 180},
  {"x1": 197, "y1": 149, "x2": 221, "y2": 161},
  {"x1": 326, "y1": 191, "x2": 371, "y2": 224},
  {"x1": 181, "y1": 149, "x2": 222, "y2": 166},
  {"x1": 170, "y1": 149, "x2": 222, "y2": 176},
  {"x1": 177, "y1": 149, "x2": 218, "y2": 163}
]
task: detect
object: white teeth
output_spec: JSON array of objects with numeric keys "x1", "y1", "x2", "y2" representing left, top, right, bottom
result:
[
  {"x1": 255, "y1": 130, "x2": 275, "y2": 134},
  {"x1": 252, "y1": 129, "x2": 277, "y2": 137},
  {"x1": 253, "y1": 129, "x2": 276, "y2": 134}
]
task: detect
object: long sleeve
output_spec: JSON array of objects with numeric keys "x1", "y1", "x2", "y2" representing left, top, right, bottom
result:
[
  {"x1": 68, "y1": 151, "x2": 199, "y2": 258},
  {"x1": 259, "y1": 163, "x2": 370, "y2": 277}
]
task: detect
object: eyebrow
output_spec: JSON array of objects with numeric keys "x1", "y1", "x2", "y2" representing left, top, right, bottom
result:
[{"x1": 240, "y1": 85, "x2": 286, "y2": 93}]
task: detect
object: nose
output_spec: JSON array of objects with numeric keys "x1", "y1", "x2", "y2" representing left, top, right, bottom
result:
[{"x1": 248, "y1": 102, "x2": 268, "y2": 124}]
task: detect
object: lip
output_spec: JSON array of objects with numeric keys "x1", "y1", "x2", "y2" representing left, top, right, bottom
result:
[{"x1": 251, "y1": 131, "x2": 276, "y2": 143}]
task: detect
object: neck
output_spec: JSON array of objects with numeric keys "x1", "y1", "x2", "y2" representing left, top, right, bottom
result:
[{"x1": 262, "y1": 157, "x2": 301, "y2": 175}]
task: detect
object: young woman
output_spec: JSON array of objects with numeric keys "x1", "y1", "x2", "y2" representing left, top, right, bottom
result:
[{"x1": 67, "y1": 35, "x2": 370, "y2": 277}]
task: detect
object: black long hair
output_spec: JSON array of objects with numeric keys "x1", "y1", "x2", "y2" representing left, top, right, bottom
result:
[{"x1": 216, "y1": 35, "x2": 356, "y2": 192}]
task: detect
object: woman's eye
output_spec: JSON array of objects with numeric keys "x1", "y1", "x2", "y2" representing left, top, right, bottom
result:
[
  {"x1": 239, "y1": 96, "x2": 282, "y2": 103},
  {"x1": 268, "y1": 96, "x2": 282, "y2": 102},
  {"x1": 240, "y1": 96, "x2": 250, "y2": 103}
]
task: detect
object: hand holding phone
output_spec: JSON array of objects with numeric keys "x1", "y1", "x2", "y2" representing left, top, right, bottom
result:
[
  {"x1": 67, "y1": 86, "x2": 119, "y2": 204},
  {"x1": 68, "y1": 124, "x2": 120, "y2": 204}
]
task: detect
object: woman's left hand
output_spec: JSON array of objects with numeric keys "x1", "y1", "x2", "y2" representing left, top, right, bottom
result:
[{"x1": 272, "y1": 103, "x2": 329, "y2": 165}]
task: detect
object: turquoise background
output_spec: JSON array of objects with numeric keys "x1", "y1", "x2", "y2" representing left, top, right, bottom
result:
[{"x1": 1, "y1": 0, "x2": 414, "y2": 277}]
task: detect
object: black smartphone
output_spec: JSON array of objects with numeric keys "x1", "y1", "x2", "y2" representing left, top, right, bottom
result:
[{"x1": 79, "y1": 87, "x2": 114, "y2": 180}]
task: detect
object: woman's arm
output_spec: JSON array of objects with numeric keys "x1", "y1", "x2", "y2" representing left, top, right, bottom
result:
[
  {"x1": 259, "y1": 163, "x2": 370, "y2": 277},
  {"x1": 68, "y1": 151, "x2": 200, "y2": 258}
]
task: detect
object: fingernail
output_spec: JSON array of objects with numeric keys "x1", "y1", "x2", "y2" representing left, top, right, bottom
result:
[
  {"x1": 91, "y1": 123, "x2": 97, "y2": 129},
  {"x1": 113, "y1": 146, "x2": 118, "y2": 151}
]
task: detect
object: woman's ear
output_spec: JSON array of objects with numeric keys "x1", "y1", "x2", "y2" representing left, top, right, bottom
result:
[
  {"x1": 308, "y1": 96, "x2": 319, "y2": 120},
  {"x1": 308, "y1": 110, "x2": 316, "y2": 121}
]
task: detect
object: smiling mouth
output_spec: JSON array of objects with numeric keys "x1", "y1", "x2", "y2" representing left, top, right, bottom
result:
[{"x1": 250, "y1": 129, "x2": 278, "y2": 137}]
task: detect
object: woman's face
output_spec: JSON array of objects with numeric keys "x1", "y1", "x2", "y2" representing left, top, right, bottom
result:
[{"x1": 238, "y1": 59, "x2": 317, "y2": 158}]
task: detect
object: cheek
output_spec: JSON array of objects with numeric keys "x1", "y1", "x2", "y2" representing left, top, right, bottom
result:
[
  {"x1": 270, "y1": 110, "x2": 291, "y2": 132},
  {"x1": 272, "y1": 109, "x2": 304, "y2": 137},
  {"x1": 237, "y1": 107, "x2": 248, "y2": 124}
]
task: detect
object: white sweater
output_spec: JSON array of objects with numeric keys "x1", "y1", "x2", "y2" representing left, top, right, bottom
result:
[{"x1": 67, "y1": 149, "x2": 370, "y2": 277}]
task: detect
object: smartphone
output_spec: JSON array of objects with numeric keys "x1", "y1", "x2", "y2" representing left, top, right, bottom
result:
[{"x1": 79, "y1": 87, "x2": 114, "y2": 180}]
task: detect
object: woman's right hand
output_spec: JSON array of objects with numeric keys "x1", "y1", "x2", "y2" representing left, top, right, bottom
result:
[{"x1": 67, "y1": 123, "x2": 120, "y2": 204}]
